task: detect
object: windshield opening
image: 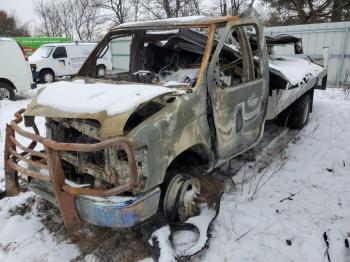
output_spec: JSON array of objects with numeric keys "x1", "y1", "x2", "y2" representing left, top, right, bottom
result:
[
  {"x1": 33, "y1": 46, "x2": 55, "y2": 58},
  {"x1": 79, "y1": 27, "x2": 210, "y2": 88}
]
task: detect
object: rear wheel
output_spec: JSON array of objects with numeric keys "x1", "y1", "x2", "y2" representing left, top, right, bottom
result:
[
  {"x1": 40, "y1": 70, "x2": 55, "y2": 84},
  {"x1": 0, "y1": 82, "x2": 15, "y2": 100},
  {"x1": 289, "y1": 94, "x2": 311, "y2": 129},
  {"x1": 96, "y1": 65, "x2": 106, "y2": 78}
]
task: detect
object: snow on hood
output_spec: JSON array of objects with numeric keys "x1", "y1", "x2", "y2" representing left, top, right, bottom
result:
[
  {"x1": 269, "y1": 56, "x2": 323, "y2": 86},
  {"x1": 37, "y1": 81, "x2": 177, "y2": 116}
]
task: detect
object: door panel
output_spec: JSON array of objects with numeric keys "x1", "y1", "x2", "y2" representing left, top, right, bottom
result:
[
  {"x1": 52, "y1": 46, "x2": 70, "y2": 76},
  {"x1": 207, "y1": 21, "x2": 269, "y2": 160}
]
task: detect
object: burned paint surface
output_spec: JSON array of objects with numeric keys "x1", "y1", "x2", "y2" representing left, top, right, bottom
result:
[{"x1": 5, "y1": 16, "x2": 270, "y2": 229}]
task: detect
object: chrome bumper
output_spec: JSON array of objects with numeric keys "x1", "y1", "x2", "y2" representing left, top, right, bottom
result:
[{"x1": 75, "y1": 187, "x2": 160, "y2": 228}]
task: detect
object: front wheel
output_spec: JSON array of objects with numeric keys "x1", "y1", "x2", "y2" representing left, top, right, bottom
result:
[
  {"x1": 289, "y1": 94, "x2": 311, "y2": 129},
  {"x1": 0, "y1": 82, "x2": 15, "y2": 100},
  {"x1": 40, "y1": 70, "x2": 55, "y2": 84},
  {"x1": 163, "y1": 174, "x2": 201, "y2": 223}
]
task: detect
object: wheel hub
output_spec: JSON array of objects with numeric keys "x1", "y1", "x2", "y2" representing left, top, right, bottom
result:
[
  {"x1": 163, "y1": 174, "x2": 200, "y2": 222},
  {"x1": 0, "y1": 87, "x2": 10, "y2": 99},
  {"x1": 44, "y1": 73, "x2": 54, "y2": 83},
  {"x1": 98, "y1": 68, "x2": 106, "y2": 77}
]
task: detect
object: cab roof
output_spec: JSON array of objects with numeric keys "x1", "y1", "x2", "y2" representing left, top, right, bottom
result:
[
  {"x1": 113, "y1": 15, "x2": 239, "y2": 30},
  {"x1": 41, "y1": 42, "x2": 96, "y2": 47}
]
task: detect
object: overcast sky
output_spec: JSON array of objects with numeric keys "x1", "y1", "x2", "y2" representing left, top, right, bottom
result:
[{"x1": 1, "y1": 0, "x2": 38, "y2": 24}]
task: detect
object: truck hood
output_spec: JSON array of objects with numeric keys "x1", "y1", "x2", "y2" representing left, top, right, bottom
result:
[{"x1": 25, "y1": 80, "x2": 180, "y2": 138}]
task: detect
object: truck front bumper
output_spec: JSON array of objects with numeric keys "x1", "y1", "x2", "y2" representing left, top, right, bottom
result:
[
  {"x1": 3, "y1": 109, "x2": 155, "y2": 231},
  {"x1": 29, "y1": 178, "x2": 160, "y2": 228},
  {"x1": 76, "y1": 188, "x2": 160, "y2": 227}
]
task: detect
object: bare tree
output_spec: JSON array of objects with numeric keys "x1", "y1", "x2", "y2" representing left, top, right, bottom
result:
[
  {"x1": 0, "y1": 10, "x2": 30, "y2": 37},
  {"x1": 212, "y1": 0, "x2": 255, "y2": 16},
  {"x1": 34, "y1": 0, "x2": 106, "y2": 40},
  {"x1": 140, "y1": 0, "x2": 204, "y2": 19},
  {"x1": 97, "y1": 0, "x2": 131, "y2": 24},
  {"x1": 230, "y1": 0, "x2": 255, "y2": 15},
  {"x1": 263, "y1": 0, "x2": 350, "y2": 25}
]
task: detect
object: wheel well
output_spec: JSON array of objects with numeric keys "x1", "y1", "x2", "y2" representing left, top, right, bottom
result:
[
  {"x1": 167, "y1": 144, "x2": 210, "y2": 172},
  {"x1": 40, "y1": 68, "x2": 55, "y2": 76},
  {"x1": 0, "y1": 78, "x2": 16, "y2": 90},
  {"x1": 97, "y1": 64, "x2": 106, "y2": 69}
]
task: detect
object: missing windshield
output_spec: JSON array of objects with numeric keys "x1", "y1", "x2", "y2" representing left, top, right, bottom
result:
[{"x1": 78, "y1": 28, "x2": 209, "y2": 88}]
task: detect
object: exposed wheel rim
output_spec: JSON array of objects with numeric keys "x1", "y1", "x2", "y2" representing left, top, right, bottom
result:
[
  {"x1": 44, "y1": 73, "x2": 54, "y2": 83},
  {"x1": 0, "y1": 87, "x2": 10, "y2": 100},
  {"x1": 97, "y1": 67, "x2": 106, "y2": 77},
  {"x1": 178, "y1": 178, "x2": 200, "y2": 222},
  {"x1": 302, "y1": 100, "x2": 310, "y2": 124},
  {"x1": 163, "y1": 174, "x2": 200, "y2": 222}
]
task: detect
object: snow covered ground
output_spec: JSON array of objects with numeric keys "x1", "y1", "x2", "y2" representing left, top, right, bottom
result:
[{"x1": 0, "y1": 88, "x2": 350, "y2": 261}]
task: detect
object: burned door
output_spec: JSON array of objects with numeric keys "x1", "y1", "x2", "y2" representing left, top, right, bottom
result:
[{"x1": 207, "y1": 21, "x2": 269, "y2": 161}]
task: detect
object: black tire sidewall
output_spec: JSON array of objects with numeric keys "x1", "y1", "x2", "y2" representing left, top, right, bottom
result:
[
  {"x1": 290, "y1": 94, "x2": 311, "y2": 129},
  {"x1": 40, "y1": 70, "x2": 55, "y2": 83}
]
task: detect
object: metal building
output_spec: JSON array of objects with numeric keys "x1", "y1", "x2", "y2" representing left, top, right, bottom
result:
[{"x1": 265, "y1": 22, "x2": 350, "y2": 88}]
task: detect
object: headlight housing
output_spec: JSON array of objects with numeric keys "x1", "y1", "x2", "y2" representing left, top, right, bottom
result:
[{"x1": 107, "y1": 147, "x2": 149, "y2": 186}]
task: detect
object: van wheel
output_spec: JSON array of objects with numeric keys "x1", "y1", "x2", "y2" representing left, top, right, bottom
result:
[
  {"x1": 0, "y1": 83, "x2": 15, "y2": 101},
  {"x1": 289, "y1": 94, "x2": 311, "y2": 129},
  {"x1": 96, "y1": 65, "x2": 106, "y2": 78},
  {"x1": 40, "y1": 70, "x2": 55, "y2": 83}
]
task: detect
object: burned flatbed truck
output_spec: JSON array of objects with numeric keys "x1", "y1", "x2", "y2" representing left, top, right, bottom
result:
[{"x1": 3, "y1": 16, "x2": 327, "y2": 232}]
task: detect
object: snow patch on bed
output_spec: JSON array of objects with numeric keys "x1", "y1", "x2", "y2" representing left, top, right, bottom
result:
[
  {"x1": 269, "y1": 56, "x2": 323, "y2": 86},
  {"x1": 37, "y1": 81, "x2": 176, "y2": 116}
]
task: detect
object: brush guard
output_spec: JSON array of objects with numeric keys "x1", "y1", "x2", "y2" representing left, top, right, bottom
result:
[{"x1": 2, "y1": 109, "x2": 138, "y2": 232}]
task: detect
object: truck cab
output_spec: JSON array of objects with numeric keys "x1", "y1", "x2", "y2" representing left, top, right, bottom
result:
[{"x1": 3, "y1": 16, "x2": 326, "y2": 231}]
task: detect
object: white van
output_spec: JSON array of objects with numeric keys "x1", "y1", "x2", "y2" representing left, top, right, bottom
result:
[
  {"x1": 29, "y1": 43, "x2": 112, "y2": 83},
  {"x1": 0, "y1": 38, "x2": 37, "y2": 100}
]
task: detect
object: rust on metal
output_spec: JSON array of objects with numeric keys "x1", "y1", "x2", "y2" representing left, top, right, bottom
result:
[
  {"x1": 7, "y1": 159, "x2": 51, "y2": 182},
  {"x1": 3, "y1": 109, "x2": 139, "y2": 231},
  {"x1": 113, "y1": 16, "x2": 239, "y2": 31},
  {"x1": 4, "y1": 124, "x2": 20, "y2": 197},
  {"x1": 194, "y1": 23, "x2": 216, "y2": 89},
  {"x1": 46, "y1": 146, "x2": 82, "y2": 231},
  {"x1": 9, "y1": 136, "x2": 47, "y2": 159}
]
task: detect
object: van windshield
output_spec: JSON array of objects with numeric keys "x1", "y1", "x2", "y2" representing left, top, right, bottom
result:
[{"x1": 34, "y1": 46, "x2": 55, "y2": 58}]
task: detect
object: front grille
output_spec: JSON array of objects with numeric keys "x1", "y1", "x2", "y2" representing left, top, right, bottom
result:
[{"x1": 45, "y1": 118, "x2": 116, "y2": 184}]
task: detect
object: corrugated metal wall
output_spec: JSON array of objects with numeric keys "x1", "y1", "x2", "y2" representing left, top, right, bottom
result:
[{"x1": 265, "y1": 22, "x2": 350, "y2": 88}]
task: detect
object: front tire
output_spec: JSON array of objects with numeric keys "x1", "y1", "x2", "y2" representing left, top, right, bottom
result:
[
  {"x1": 163, "y1": 174, "x2": 200, "y2": 223},
  {"x1": 40, "y1": 70, "x2": 55, "y2": 84},
  {"x1": 0, "y1": 82, "x2": 15, "y2": 100},
  {"x1": 289, "y1": 94, "x2": 311, "y2": 129}
]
